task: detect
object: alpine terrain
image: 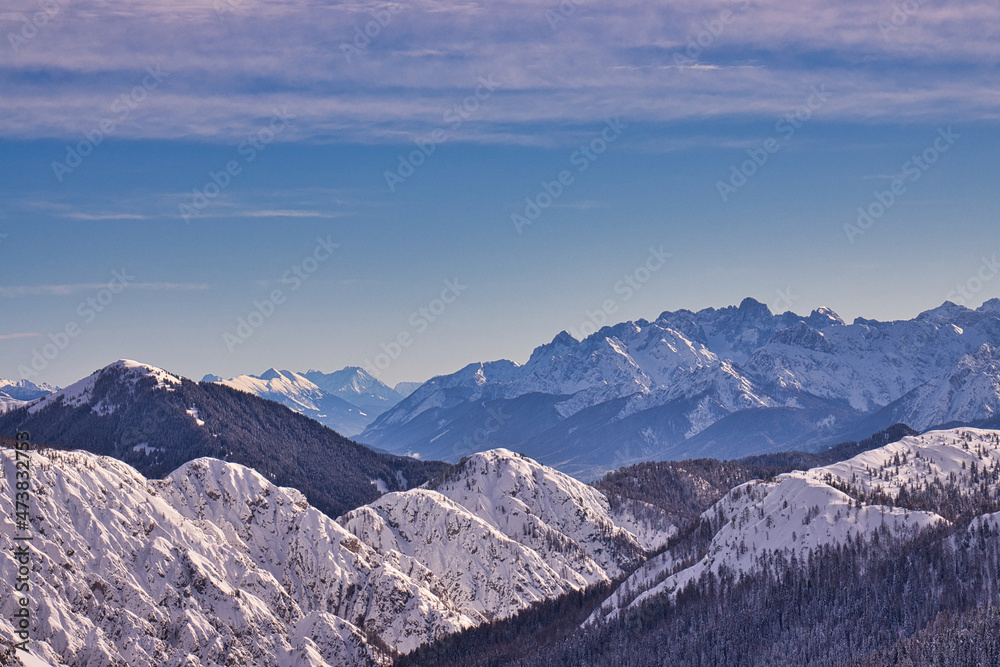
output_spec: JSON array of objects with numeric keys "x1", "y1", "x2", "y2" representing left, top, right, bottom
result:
[
  {"x1": 0, "y1": 443, "x2": 672, "y2": 666},
  {"x1": 360, "y1": 298, "x2": 1000, "y2": 478}
]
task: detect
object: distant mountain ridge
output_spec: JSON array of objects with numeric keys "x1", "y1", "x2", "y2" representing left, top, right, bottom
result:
[
  {"x1": 0, "y1": 377, "x2": 56, "y2": 413},
  {"x1": 204, "y1": 366, "x2": 411, "y2": 436},
  {"x1": 206, "y1": 368, "x2": 374, "y2": 436},
  {"x1": 0, "y1": 359, "x2": 446, "y2": 518},
  {"x1": 359, "y1": 298, "x2": 1000, "y2": 478}
]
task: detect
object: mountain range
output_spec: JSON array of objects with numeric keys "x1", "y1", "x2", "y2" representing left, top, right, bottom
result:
[
  {"x1": 0, "y1": 443, "x2": 670, "y2": 666},
  {"x1": 4, "y1": 424, "x2": 996, "y2": 666},
  {"x1": 0, "y1": 378, "x2": 56, "y2": 413},
  {"x1": 0, "y1": 360, "x2": 445, "y2": 518},
  {"x1": 399, "y1": 427, "x2": 1000, "y2": 666},
  {"x1": 203, "y1": 367, "x2": 413, "y2": 436},
  {"x1": 359, "y1": 298, "x2": 1000, "y2": 478},
  {"x1": 1, "y1": 351, "x2": 998, "y2": 665}
]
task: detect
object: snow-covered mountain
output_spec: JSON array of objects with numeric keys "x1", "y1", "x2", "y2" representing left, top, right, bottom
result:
[
  {"x1": 393, "y1": 381, "x2": 422, "y2": 398},
  {"x1": 0, "y1": 378, "x2": 57, "y2": 402},
  {"x1": 871, "y1": 343, "x2": 1000, "y2": 431},
  {"x1": 0, "y1": 378, "x2": 56, "y2": 414},
  {"x1": 201, "y1": 366, "x2": 407, "y2": 436},
  {"x1": 589, "y1": 427, "x2": 1000, "y2": 625},
  {"x1": 0, "y1": 359, "x2": 447, "y2": 518},
  {"x1": 0, "y1": 450, "x2": 456, "y2": 666},
  {"x1": 339, "y1": 450, "x2": 664, "y2": 625},
  {"x1": 0, "y1": 393, "x2": 26, "y2": 413},
  {"x1": 360, "y1": 299, "x2": 1000, "y2": 478},
  {"x1": 207, "y1": 368, "x2": 373, "y2": 436},
  {"x1": 0, "y1": 446, "x2": 672, "y2": 666},
  {"x1": 741, "y1": 301, "x2": 1000, "y2": 412},
  {"x1": 302, "y1": 367, "x2": 404, "y2": 416}
]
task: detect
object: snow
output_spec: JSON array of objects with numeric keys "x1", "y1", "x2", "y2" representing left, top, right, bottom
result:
[
  {"x1": 211, "y1": 369, "x2": 373, "y2": 436},
  {"x1": 0, "y1": 393, "x2": 27, "y2": 413},
  {"x1": 365, "y1": 298, "x2": 1000, "y2": 464},
  {"x1": 340, "y1": 449, "x2": 673, "y2": 630},
  {"x1": 0, "y1": 445, "x2": 672, "y2": 666},
  {"x1": 0, "y1": 449, "x2": 462, "y2": 665},
  {"x1": 888, "y1": 343, "x2": 1000, "y2": 429},
  {"x1": 429, "y1": 449, "x2": 663, "y2": 579},
  {"x1": 131, "y1": 442, "x2": 163, "y2": 455},
  {"x1": 28, "y1": 360, "x2": 181, "y2": 416},
  {"x1": 186, "y1": 406, "x2": 205, "y2": 426},
  {"x1": 589, "y1": 428, "x2": 1000, "y2": 626},
  {"x1": 214, "y1": 370, "x2": 327, "y2": 413}
]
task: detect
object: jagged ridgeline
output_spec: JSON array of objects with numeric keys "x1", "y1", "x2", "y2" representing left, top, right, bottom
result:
[
  {"x1": 400, "y1": 428, "x2": 1000, "y2": 667},
  {"x1": 0, "y1": 360, "x2": 448, "y2": 518}
]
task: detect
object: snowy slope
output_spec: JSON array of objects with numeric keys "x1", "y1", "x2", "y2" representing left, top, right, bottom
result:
[
  {"x1": 0, "y1": 632, "x2": 57, "y2": 667},
  {"x1": 429, "y1": 450, "x2": 656, "y2": 577},
  {"x1": 0, "y1": 359, "x2": 449, "y2": 520},
  {"x1": 340, "y1": 489, "x2": 588, "y2": 623},
  {"x1": 0, "y1": 449, "x2": 465, "y2": 666},
  {"x1": 0, "y1": 392, "x2": 27, "y2": 413},
  {"x1": 589, "y1": 428, "x2": 1000, "y2": 625},
  {"x1": 360, "y1": 317, "x2": 783, "y2": 469},
  {"x1": 28, "y1": 359, "x2": 180, "y2": 416},
  {"x1": 210, "y1": 368, "x2": 372, "y2": 436},
  {"x1": 0, "y1": 447, "x2": 672, "y2": 666},
  {"x1": 340, "y1": 449, "x2": 672, "y2": 627},
  {"x1": 875, "y1": 343, "x2": 1000, "y2": 430}
]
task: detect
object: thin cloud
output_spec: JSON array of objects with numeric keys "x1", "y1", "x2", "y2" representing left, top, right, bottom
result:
[
  {"x1": 0, "y1": 283, "x2": 210, "y2": 297},
  {"x1": 63, "y1": 212, "x2": 150, "y2": 221},
  {"x1": 236, "y1": 210, "x2": 343, "y2": 218},
  {"x1": 0, "y1": 332, "x2": 42, "y2": 340},
  {"x1": 0, "y1": 0, "x2": 997, "y2": 144}
]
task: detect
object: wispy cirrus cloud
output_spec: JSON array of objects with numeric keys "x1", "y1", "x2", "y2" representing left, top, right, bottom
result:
[
  {"x1": 233, "y1": 209, "x2": 344, "y2": 218},
  {"x1": 63, "y1": 212, "x2": 150, "y2": 220},
  {"x1": 0, "y1": 282, "x2": 209, "y2": 297},
  {"x1": 0, "y1": 0, "x2": 997, "y2": 145}
]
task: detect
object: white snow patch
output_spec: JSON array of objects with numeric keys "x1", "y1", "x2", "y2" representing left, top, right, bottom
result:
[{"x1": 186, "y1": 406, "x2": 205, "y2": 426}]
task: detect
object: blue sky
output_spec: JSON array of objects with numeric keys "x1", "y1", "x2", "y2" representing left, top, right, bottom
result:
[{"x1": 1, "y1": 0, "x2": 998, "y2": 387}]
